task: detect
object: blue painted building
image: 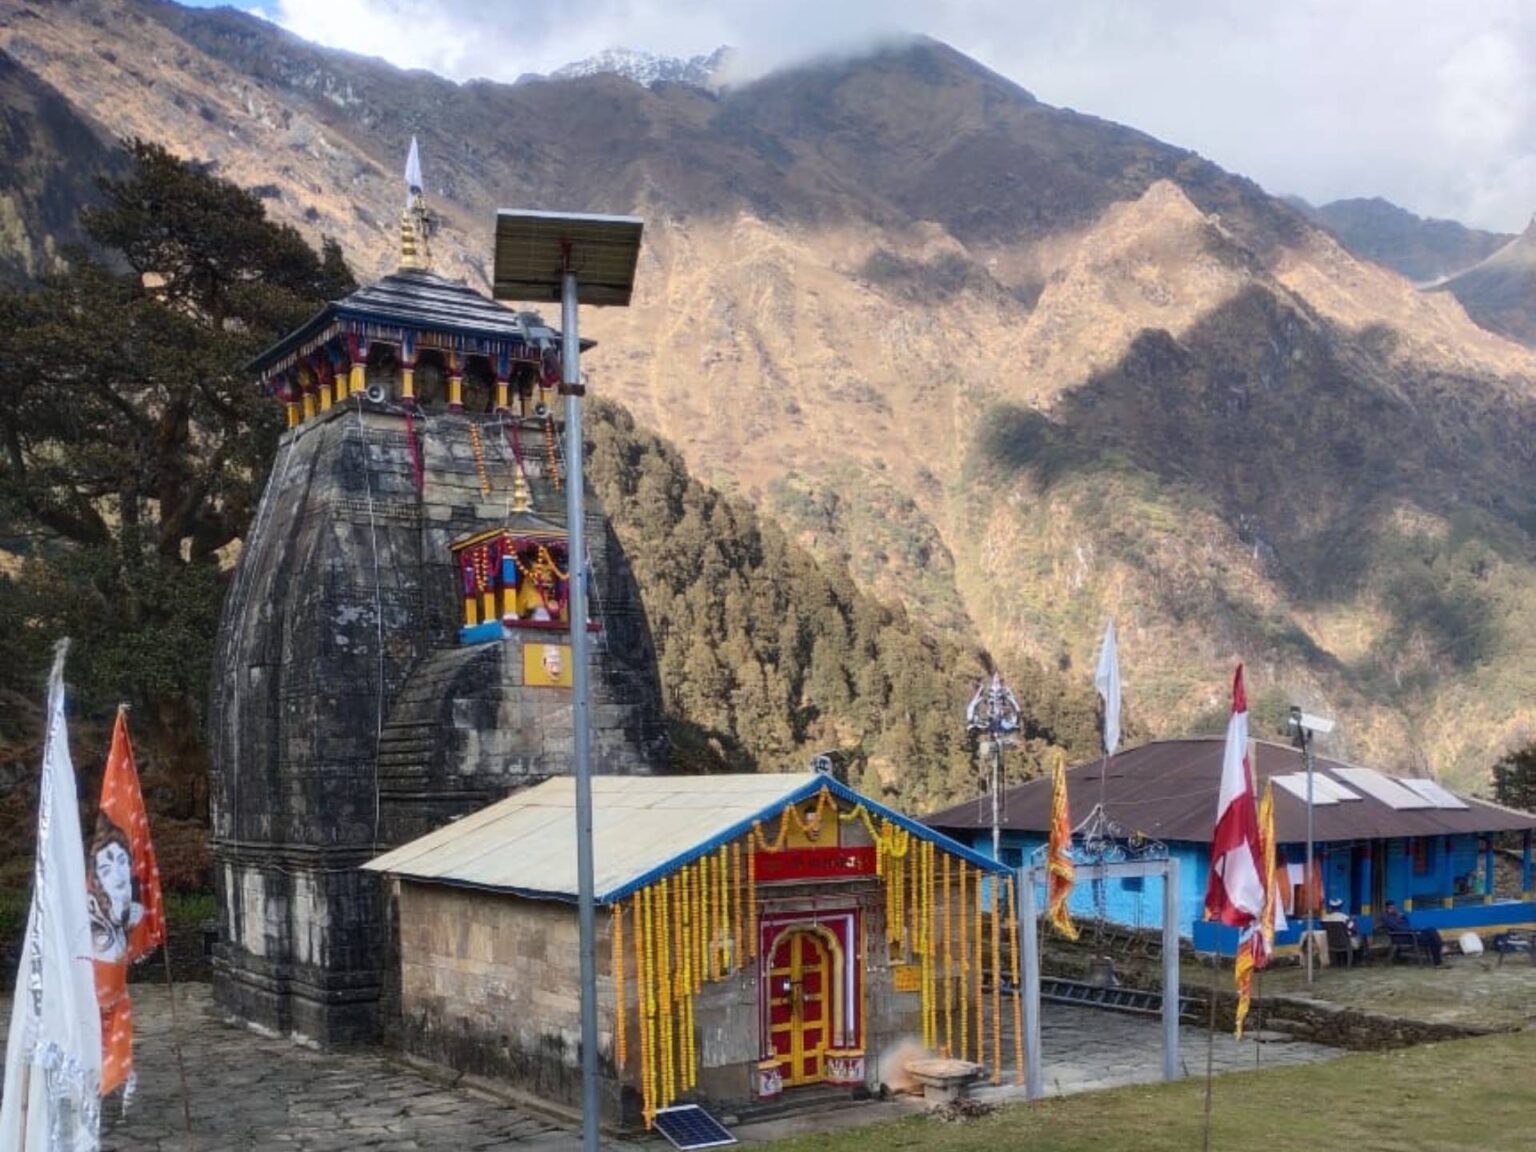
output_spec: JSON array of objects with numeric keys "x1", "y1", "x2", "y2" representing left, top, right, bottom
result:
[{"x1": 925, "y1": 738, "x2": 1536, "y2": 954}]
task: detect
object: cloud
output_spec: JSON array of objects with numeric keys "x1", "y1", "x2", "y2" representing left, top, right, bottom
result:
[{"x1": 265, "y1": 0, "x2": 1536, "y2": 232}]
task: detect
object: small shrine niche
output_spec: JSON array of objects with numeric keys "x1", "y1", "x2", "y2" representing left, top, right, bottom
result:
[{"x1": 451, "y1": 523, "x2": 572, "y2": 644}]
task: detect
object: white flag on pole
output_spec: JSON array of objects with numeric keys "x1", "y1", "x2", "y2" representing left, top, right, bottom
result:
[
  {"x1": 1093, "y1": 619, "x2": 1121, "y2": 757},
  {"x1": 0, "y1": 641, "x2": 102, "y2": 1152},
  {"x1": 404, "y1": 136, "x2": 423, "y2": 205}
]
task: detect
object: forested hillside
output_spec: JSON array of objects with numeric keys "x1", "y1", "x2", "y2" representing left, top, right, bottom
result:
[{"x1": 587, "y1": 401, "x2": 1102, "y2": 809}]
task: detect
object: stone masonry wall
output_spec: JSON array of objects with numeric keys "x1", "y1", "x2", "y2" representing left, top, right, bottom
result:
[
  {"x1": 210, "y1": 400, "x2": 666, "y2": 1045},
  {"x1": 394, "y1": 862, "x2": 965, "y2": 1124}
]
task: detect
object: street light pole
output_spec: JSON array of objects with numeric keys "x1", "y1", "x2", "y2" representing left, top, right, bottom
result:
[
  {"x1": 1303, "y1": 726, "x2": 1315, "y2": 986},
  {"x1": 562, "y1": 263, "x2": 600, "y2": 1151},
  {"x1": 493, "y1": 210, "x2": 643, "y2": 1152},
  {"x1": 1289, "y1": 705, "x2": 1333, "y2": 987}
]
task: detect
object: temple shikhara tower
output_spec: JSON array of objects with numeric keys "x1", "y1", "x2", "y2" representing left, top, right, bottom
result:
[{"x1": 209, "y1": 144, "x2": 666, "y2": 1042}]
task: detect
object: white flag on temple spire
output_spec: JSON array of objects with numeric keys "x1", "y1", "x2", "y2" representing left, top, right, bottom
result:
[
  {"x1": 1093, "y1": 619, "x2": 1121, "y2": 757},
  {"x1": 0, "y1": 640, "x2": 102, "y2": 1152},
  {"x1": 404, "y1": 136, "x2": 423, "y2": 205}
]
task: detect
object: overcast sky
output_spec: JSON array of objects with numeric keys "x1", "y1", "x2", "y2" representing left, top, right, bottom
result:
[{"x1": 217, "y1": 0, "x2": 1535, "y2": 233}]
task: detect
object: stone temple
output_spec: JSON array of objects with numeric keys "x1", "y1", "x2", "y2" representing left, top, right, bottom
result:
[{"x1": 208, "y1": 158, "x2": 667, "y2": 1044}]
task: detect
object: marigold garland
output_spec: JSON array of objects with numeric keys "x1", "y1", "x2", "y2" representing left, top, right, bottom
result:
[
  {"x1": 974, "y1": 869, "x2": 985, "y2": 1064},
  {"x1": 991, "y1": 874, "x2": 1003, "y2": 1085},
  {"x1": 921, "y1": 841, "x2": 933, "y2": 1050},
  {"x1": 638, "y1": 885, "x2": 655, "y2": 1126},
  {"x1": 718, "y1": 845, "x2": 730, "y2": 973},
  {"x1": 933, "y1": 854, "x2": 946, "y2": 1062},
  {"x1": 700, "y1": 853, "x2": 712, "y2": 982},
  {"x1": 1007, "y1": 875, "x2": 1025, "y2": 1086},
  {"x1": 693, "y1": 859, "x2": 706, "y2": 988},
  {"x1": 747, "y1": 841, "x2": 758, "y2": 960},
  {"x1": 543, "y1": 413, "x2": 563, "y2": 490},
  {"x1": 732, "y1": 841, "x2": 744, "y2": 972},
  {"x1": 657, "y1": 875, "x2": 674, "y2": 1105},
  {"x1": 613, "y1": 902, "x2": 628, "y2": 1071},
  {"x1": 468, "y1": 423, "x2": 492, "y2": 495},
  {"x1": 958, "y1": 862, "x2": 969, "y2": 1063}
]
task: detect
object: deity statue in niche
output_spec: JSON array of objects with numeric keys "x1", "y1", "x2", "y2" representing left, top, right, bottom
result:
[{"x1": 507, "y1": 543, "x2": 569, "y2": 624}]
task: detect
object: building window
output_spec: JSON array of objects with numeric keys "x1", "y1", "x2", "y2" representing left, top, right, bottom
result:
[
  {"x1": 1000, "y1": 847, "x2": 1023, "y2": 870},
  {"x1": 1411, "y1": 838, "x2": 1431, "y2": 876},
  {"x1": 1121, "y1": 876, "x2": 1144, "y2": 893}
]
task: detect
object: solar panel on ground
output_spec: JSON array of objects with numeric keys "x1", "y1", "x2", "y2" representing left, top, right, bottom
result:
[
  {"x1": 652, "y1": 1105, "x2": 737, "y2": 1150},
  {"x1": 1399, "y1": 777, "x2": 1470, "y2": 810},
  {"x1": 1329, "y1": 767, "x2": 1434, "y2": 809}
]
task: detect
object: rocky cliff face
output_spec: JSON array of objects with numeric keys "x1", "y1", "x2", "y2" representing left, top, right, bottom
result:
[
  {"x1": 8, "y1": 0, "x2": 1536, "y2": 788},
  {"x1": 210, "y1": 400, "x2": 665, "y2": 1041},
  {"x1": 0, "y1": 46, "x2": 119, "y2": 282}
]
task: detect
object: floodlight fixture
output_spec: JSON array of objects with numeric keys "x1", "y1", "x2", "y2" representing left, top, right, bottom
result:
[
  {"x1": 1288, "y1": 707, "x2": 1335, "y2": 736},
  {"x1": 492, "y1": 208, "x2": 643, "y2": 1152}
]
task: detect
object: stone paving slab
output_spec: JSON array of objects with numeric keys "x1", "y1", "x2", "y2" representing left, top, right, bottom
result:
[
  {"x1": 1, "y1": 984, "x2": 1342, "y2": 1150},
  {"x1": 0, "y1": 984, "x2": 631, "y2": 1152},
  {"x1": 969, "y1": 1001, "x2": 1341, "y2": 1103}
]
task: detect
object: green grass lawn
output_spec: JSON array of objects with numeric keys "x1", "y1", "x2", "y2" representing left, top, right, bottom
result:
[{"x1": 763, "y1": 1031, "x2": 1536, "y2": 1152}]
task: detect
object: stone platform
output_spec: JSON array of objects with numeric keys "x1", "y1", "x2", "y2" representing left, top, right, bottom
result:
[{"x1": 0, "y1": 984, "x2": 632, "y2": 1151}]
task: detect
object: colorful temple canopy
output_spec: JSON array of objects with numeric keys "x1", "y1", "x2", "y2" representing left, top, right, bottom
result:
[{"x1": 245, "y1": 139, "x2": 593, "y2": 420}]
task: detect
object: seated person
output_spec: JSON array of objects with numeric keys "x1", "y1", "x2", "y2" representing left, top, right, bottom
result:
[
  {"x1": 1380, "y1": 901, "x2": 1444, "y2": 966},
  {"x1": 1321, "y1": 898, "x2": 1366, "y2": 962}
]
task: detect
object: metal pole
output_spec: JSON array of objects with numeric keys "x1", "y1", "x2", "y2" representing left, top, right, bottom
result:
[
  {"x1": 1020, "y1": 864, "x2": 1042, "y2": 1099},
  {"x1": 563, "y1": 266, "x2": 600, "y2": 1152},
  {"x1": 1304, "y1": 730, "x2": 1315, "y2": 986},
  {"x1": 1161, "y1": 857, "x2": 1180, "y2": 1082}
]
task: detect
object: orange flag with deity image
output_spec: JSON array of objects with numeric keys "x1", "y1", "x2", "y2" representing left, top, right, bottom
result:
[{"x1": 89, "y1": 706, "x2": 165, "y2": 1100}]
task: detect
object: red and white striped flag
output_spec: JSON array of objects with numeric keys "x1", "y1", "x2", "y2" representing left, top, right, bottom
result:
[{"x1": 1203, "y1": 665, "x2": 1265, "y2": 928}]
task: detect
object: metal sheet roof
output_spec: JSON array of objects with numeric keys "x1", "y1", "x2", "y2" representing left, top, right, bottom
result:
[
  {"x1": 924, "y1": 738, "x2": 1536, "y2": 845},
  {"x1": 366, "y1": 773, "x2": 1005, "y2": 904}
]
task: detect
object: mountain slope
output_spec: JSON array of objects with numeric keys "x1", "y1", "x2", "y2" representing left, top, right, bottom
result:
[
  {"x1": 7, "y1": 0, "x2": 1536, "y2": 790},
  {"x1": 1296, "y1": 196, "x2": 1512, "y2": 284},
  {"x1": 1432, "y1": 221, "x2": 1536, "y2": 348}
]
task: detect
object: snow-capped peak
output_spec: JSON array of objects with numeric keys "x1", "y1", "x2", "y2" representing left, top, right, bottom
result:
[{"x1": 550, "y1": 46, "x2": 733, "y2": 90}]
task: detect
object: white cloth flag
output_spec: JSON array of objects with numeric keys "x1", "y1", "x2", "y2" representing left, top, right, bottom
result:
[
  {"x1": 0, "y1": 641, "x2": 102, "y2": 1152},
  {"x1": 404, "y1": 136, "x2": 423, "y2": 204},
  {"x1": 1093, "y1": 620, "x2": 1121, "y2": 757}
]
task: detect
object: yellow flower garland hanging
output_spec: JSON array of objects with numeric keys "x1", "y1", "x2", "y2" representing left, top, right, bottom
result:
[
  {"x1": 613, "y1": 902, "x2": 627, "y2": 1071},
  {"x1": 933, "y1": 854, "x2": 946, "y2": 1062},
  {"x1": 991, "y1": 873, "x2": 1003, "y2": 1084},
  {"x1": 657, "y1": 876, "x2": 674, "y2": 1105},
  {"x1": 638, "y1": 886, "x2": 655, "y2": 1126},
  {"x1": 1008, "y1": 875, "x2": 1025, "y2": 1086},
  {"x1": 974, "y1": 868, "x2": 984, "y2": 1064},
  {"x1": 958, "y1": 862, "x2": 969, "y2": 1063},
  {"x1": 732, "y1": 841, "x2": 744, "y2": 972}
]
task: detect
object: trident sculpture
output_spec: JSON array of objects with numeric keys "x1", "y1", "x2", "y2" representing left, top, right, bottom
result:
[{"x1": 967, "y1": 672, "x2": 1022, "y2": 862}]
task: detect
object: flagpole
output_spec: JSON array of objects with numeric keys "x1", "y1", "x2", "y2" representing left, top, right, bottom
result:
[{"x1": 1201, "y1": 948, "x2": 1218, "y2": 1152}]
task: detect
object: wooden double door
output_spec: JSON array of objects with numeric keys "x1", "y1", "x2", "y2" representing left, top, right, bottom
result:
[{"x1": 767, "y1": 929, "x2": 832, "y2": 1086}]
